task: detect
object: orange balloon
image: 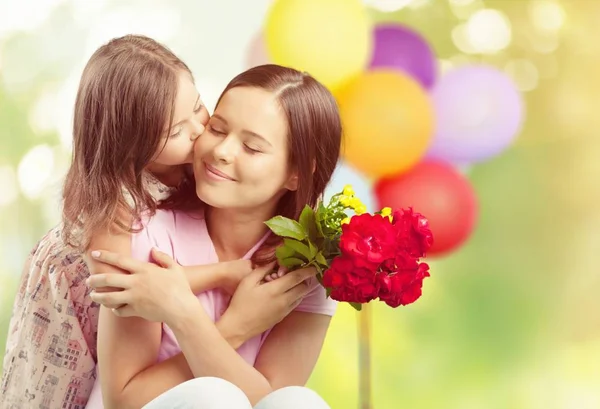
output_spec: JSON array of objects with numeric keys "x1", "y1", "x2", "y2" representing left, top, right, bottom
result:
[{"x1": 336, "y1": 70, "x2": 434, "y2": 178}]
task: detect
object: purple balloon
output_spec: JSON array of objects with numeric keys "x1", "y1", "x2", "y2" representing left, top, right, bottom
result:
[
  {"x1": 426, "y1": 65, "x2": 524, "y2": 163},
  {"x1": 369, "y1": 24, "x2": 437, "y2": 89}
]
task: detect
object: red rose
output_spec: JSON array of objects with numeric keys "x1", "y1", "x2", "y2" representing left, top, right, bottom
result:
[
  {"x1": 340, "y1": 213, "x2": 396, "y2": 269},
  {"x1": 323, "y1": 256, "x2": 379, "y2": 303},
  {"x1": 379, "y1": 262, "x2": 430, "y2": 307},
  {"x1": 392, "y1": 208, "x2": 434, "y2": 258}
]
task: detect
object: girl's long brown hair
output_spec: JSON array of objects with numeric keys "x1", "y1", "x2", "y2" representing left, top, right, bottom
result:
[{"x1": 62, "y1": 34, "x2": 193, "y2": 249}]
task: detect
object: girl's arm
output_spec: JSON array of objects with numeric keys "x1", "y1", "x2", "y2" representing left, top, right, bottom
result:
[
  {"x1": 184, "y1": 259, "x2": 253, "y2": 295},
  {"x1": 86, "y1": 225, "x2": 163, "y2": 409}
]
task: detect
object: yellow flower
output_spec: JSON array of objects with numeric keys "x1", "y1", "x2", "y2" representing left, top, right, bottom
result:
[
  {"x1": 341, "y1": 217, "x2": 350, "y2": 225},
  {"x1": 355, "y1": 204, "x2": 367, "y2": 215},
  {"x1": 342, "y1": 184, "x2": 354, "y2": 197},
  {"x1": 350, "y1": 197, "x2": 362, "y2": 209},
  {"x1": 340, "y1": 196, "x2": 351, "y2": 207},
  {"x1": 381, "y1": 207, "x2": 392, "y2": 217}
]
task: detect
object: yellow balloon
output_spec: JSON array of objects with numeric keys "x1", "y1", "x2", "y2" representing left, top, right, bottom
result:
[
  {"x1": 265, "y1": 0, "x2": 372, "y2": 91},
  {"x1": 336, "y1": 70, "x2": 434, "y2": 178}
]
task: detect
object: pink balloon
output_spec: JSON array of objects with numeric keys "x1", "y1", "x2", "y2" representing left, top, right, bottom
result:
[{"x1": 245, "y1": 31, "x2": 271, "y2": 69}]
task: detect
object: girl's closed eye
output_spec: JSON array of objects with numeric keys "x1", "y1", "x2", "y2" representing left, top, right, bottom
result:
[{"x1": 169, "y1": 127, "x2": 182, "y2": 138}]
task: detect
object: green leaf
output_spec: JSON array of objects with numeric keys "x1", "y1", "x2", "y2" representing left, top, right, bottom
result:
[
  {"x1": 275, "y1": 245, "x2": 295, "y2": 262},
  {"x1": 308, "y1": 241, "x2": 318, "y2": 259},
  {"x1": 349, "y1": 302, "x2": 363, "y2": 311},
  {"x1": 299, "y1": 205, "x2": 318, "y2": 242},
  {"x1": 313, "y1": 263, "x2": 323, "y2": 275},
  {"x1": 315, "y1": 202, "x2": 327, "y2": 238},
  {"x1": 325, "y1": 285, "x2": 332, "y2": 298},
  {"x1": 265, "y1": 216, "x2": 307, "y2": 240},
  {"x1": 315, "y1": 251, "x2": 328, "y2": 267},
  {"x1": 280, "y1": 257, "x2": 306, "y2": 269},
  {"x1": 283, "y1": 238, "x2": 312, "y2": 261}
]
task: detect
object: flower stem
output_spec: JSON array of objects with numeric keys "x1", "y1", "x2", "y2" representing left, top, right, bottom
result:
[{"x1": 358, "y1": 303, "x2": 372, "y2": 409}]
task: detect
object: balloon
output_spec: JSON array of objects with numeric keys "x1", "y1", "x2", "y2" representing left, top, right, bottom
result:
[
  {"x1": 324, "y1": 161, "x2": 376, "y2": 212},
  {"x1": 427, "y1": 65, "x2": 524, "y2": 163},
  {"x1": 370, "y1": 23, "x2": 437, "y2": 89},
  {"x1": 374, "y1": 160, "x2": 478, "y2": 256},
  {"x1": 244, "y1": 31, "x2": 271, "y2": 69},
  {"x1": 264, "y1": 0, "x2": 372, "y2": 91},
  {"x1": 336, "y1": 69, "x2": 434, "y2": 178}
]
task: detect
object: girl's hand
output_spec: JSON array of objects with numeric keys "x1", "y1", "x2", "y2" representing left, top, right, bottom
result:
[
  {"x1": 87, "y1": 248, "x2": 198, "y2": 326},
  {"x1": 262, "y1": 265, "x2": 287, "y2": 283}
]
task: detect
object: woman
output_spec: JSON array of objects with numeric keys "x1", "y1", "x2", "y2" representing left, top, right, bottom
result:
[
  {"x1": 85, "y1": 64, "x2": 342, "y2": 408},
  {"x1": 0, "y1": 35, "x2": 287, "y2": 409}
]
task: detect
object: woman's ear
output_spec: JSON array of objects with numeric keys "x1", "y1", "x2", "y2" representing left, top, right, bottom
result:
[{"x1": 285, "y1": 173, "x2": 299, "y2": 191}]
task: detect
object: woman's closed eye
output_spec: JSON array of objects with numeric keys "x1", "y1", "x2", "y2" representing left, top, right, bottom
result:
[
  {"x1": 244, "y1": 144, "x2": 262, "y2": 154},
  {"x1": 208, "y1": 125, "x2": 225, "y2": 135}
]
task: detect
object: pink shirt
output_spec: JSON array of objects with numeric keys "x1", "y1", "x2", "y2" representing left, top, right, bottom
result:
[{"x1": 86, "y1": 209, "x2": 337, "y2": 408}]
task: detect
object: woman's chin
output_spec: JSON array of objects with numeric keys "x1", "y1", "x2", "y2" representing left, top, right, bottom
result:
[{"x1": 195, "y1": 184, "x2": 230, "y2": 209}]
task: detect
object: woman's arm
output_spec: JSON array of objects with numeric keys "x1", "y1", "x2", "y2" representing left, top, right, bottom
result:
[
  {"x1": 88, "y1": 251, "x2": 321, "y2": 407},
  {"x1": 253, "y1": 312, "x2": 331, "y2": 389}
]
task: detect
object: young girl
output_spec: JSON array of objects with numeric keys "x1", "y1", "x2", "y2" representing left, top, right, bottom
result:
[
  {"x1": 0, "y1": 35, "x2": 275, "y2": 409},
  {"x1": 86, "y1": 64, "x2": 342, "y2": 408}
]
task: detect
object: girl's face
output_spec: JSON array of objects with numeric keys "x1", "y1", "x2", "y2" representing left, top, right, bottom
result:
[
  {"x1": 153, "y1": 71, "x2": 210, "y2": 166},
  {"x1": 193, "y1": 86, "x2": 298, "y2": 213}
]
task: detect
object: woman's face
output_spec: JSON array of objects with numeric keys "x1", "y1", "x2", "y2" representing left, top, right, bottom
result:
[
  {"x1": 154, "y1": 71, "x2": 210, "y2": 166},
  {"x1": 193, "y1": 86, "x2": 298, "y2": 212}
]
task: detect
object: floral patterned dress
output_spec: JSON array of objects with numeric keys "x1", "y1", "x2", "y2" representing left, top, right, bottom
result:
[{"x1": 0, "y1": 173, "x2": 173, "y2": 409}]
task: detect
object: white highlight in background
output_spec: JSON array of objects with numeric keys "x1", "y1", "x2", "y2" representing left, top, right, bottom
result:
[
  {"x1": 84, "y1": 5, "x2": 181, "y2": 62},
  {"x1": 0, "y1": 0, "x2": 66, "y2": 40},
  {"x1": 529, "y1": 0, "x2": 565, "y2": 32},
  {"x1": 363, "y1": 0, "x2": 416, "y2": 12},
  {"x1": 0, "y1": 166, "x2": 19, "y2": 207},
  {"x1": 465, "y1": 9, "x2": 512, "y2": 54},
  {"x1": 17, "y1": 144, "x2": 55, "y2": 200}
]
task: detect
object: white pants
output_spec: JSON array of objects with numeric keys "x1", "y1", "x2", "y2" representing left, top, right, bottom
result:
[{"x1": 142, "y1": 377, "x2": 331, "y2": 409}]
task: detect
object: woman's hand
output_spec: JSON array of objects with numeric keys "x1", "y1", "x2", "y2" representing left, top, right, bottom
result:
[
  {"x1": 219, "y1": 264, "x2": 318, "y2": 343},
  {"x1": 87, "y1": 248, "x2": 198, "y2": 326},
  {"x1": 219, "y1": 260, "x2": 255, "y2": 295}
]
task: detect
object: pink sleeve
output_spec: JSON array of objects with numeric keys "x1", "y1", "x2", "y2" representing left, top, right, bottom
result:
[
  {"x1": 294, "y1": 278, "x2": 338, "y2": 316},
  {"x1": 131, "y1": 212, "x2": 176, "y2": 262}
]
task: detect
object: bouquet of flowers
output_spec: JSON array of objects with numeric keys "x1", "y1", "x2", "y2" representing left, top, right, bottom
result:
[{"x1": 265, "y1": 185, "x2": 433, "y2": 311}]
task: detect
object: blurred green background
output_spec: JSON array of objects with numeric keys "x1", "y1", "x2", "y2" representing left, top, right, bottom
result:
[{"x1": 1, "y1": 0, "x2": 599, "y2": 408}]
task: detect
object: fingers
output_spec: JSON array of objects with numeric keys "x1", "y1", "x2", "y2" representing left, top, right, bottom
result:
[
  {"x1": 111, "y1": 305, "x2": 136, "y2": 318},
  {"x1": 275, "y1": 266, "x2": 317, "y2": 291},
  {"x1": 151, "y1": 248, "x2": 177, "y2": 269},
  {"x1": 90, "y1": 250, "x2": 143, "y2": 273},
  {"x1": 90, "y1": 289, "x2": 131, "y2": 309},
  {"x1": 248, "y1": 261, "x2": 278, "y2": 284},
  {"x1": 86, "y1": 273, "x2": 134, "y2": 291},
  {"x1": 264, "y1": 272, "x2": 279, "y2": 282},
  {"x1": 285, "y1": 279, "x2": 313, "y2": 304}
]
